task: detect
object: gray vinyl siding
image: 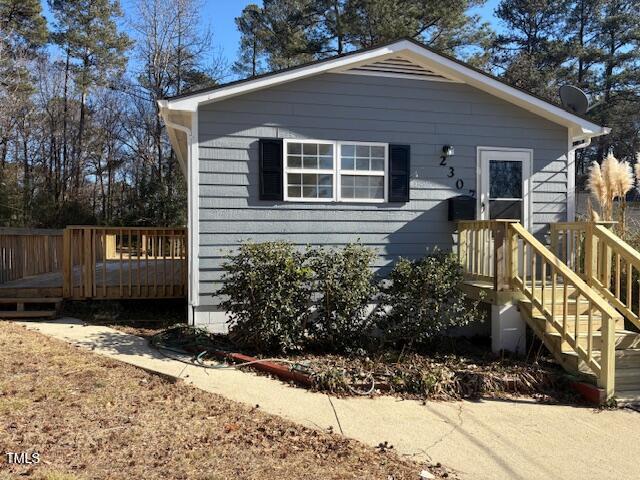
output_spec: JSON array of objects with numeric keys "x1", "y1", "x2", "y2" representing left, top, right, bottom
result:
[{"x1": 196, "y1": 73, "x2": 569, "y2": 308}]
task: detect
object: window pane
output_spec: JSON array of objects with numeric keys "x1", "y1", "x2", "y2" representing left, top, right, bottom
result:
[
  {"x1": 371, "y1": 158, "x2": 384, "y2": 171},
  {"x1": 303, "y1": 143, "x2": 317, "y2": 155},
  {"x1": 341, "y1": 175, "x2": 384, "y2": 200},
  {"x1": 342, "y1": 144, "x2": 355, "y2": 157},
  {"x1": 356, "y1": 145, "x2": 370, "y2": 157},
  {"x1": 288, "y1": 143, "x2": 301, "y2": 154},
  {"x1": 287, "y1": 155, "x2": 301, "y2": 168},
  {"x1": 341, "y1": 186, "x2": 354, "y2": 198},
  {"x1": 303, "y1": 186, "x2": 317, "y2": 198},
  {"x1": 371, "y1": 146, "x2": 384, "y2": 158},
  {"x1": 341, "y1": 157, "x2": 354, "y2": 170},
  {"x1": 319, "y1": 156, "x2": 333, "y2": 169},
  {"x1": 318, "y1": 174, "x2": 332, "y2": 186},
  {"x1": 489, "y1": 160, "x2": 522, "y2": 199},
  {"x1": 318, "y1": 186, "x2": 333, "y2": 198},
  {"x1": 489, "y1": 200, "x2": 522, "y2": 220},
  {"x1": 303, "y1": 156, "x2": 318, "y2": 169},
  {"x1": 355, "y1": 176, "x2": 369, "y2": 187},
  {"x1": 302, "y1": 173, "x2": 317, "y2": 185},
  {"x1": 356, "y1": 158, "x2": 369, "y2": 170},
  {"x1": 288, "y1": 186, "x2": 301, "y2": 197},
  {"x1": 370, "y1": 176, "x2": 384, "y2": 188},
  {"x1": 319, "y1": 144, "x2": 333, "y2": 155},
  {"x1": 287, "y1": 173, "x2": 302, "y2": 185}
]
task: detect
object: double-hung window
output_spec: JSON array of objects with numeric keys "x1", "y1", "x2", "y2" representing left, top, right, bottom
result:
[{"x1": 283, "y1": 139, "x2": 388, "y2": 203}]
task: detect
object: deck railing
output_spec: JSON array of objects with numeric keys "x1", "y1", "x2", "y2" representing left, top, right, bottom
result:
[
  {"x1": 63, "y1": 226, "x2": 187, "y2": 299},
  {"x1": 510, "y1": 222, "x2": 618, "y2": 397},
  {"x1": 0, "y1": 228, "x2": 64, "y2": 285},
  {"x1": 458, "y1": 220, "x2": 516, "y2": 291},
  {"x1": 459, "y1": 220, "x2": 620, "y2": 397},
  {"x1": 551, "y1": 221, "x2": 640, "y2": 331}
]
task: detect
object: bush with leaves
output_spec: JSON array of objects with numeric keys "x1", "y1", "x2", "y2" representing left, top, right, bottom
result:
[
  {"x1": 308, "y1": 244, "x2": 377, "y2": 351},
  {"x1": 218, "y1": 242, "x2": 312, "y2": 353},
  {"x1": 378, "y1": 250, "x2": 479, "y2": 348}
]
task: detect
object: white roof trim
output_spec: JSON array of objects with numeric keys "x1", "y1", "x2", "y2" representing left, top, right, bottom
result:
[{"x1": 160, "y1": 39, "x2": 608, "y2": 139}]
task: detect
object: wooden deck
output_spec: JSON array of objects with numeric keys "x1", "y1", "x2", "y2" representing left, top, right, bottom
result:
[
  {"x1": 0, "y1": 226, "x2": 187, "y2": 300},
  {"x1": 0, "y1": 259, "x2": 185, "y2": 299}
]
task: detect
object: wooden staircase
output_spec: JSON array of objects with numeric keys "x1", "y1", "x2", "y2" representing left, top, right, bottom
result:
[
  {"x1": 0, "y1": 297, "x2": 62, "y2": 320},
  {"x1": 459, "y1": 220, "x2": 640, "y2": 404}
]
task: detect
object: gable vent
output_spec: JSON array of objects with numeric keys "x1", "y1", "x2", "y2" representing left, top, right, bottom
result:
[{"x1": 343, "y1": 56, "x2": 454, "y2": 82}]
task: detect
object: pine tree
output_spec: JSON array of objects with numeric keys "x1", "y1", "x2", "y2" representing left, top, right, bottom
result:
[
  {"x1": 233, "y1": 4, "x2": 267, "y2": 77},
  {"x1": 48, "y1": 0, "x2": 131, "y2": 193},
  {"x1": 491, "y1": 0, "x2": 570, "y2": 98}
]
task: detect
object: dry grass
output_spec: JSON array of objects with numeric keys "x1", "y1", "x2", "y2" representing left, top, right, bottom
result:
[{"x1": 0, "y1": 322, "x2": 448, "y2": 480}]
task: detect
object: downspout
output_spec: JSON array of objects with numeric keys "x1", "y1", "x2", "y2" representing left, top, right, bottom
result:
[
  {"x1": 567, "y1": 133, "x2": 594, "y2": 222},
  {"x1": 158, "y1": 104, "x2": 197, "y2": 325}
]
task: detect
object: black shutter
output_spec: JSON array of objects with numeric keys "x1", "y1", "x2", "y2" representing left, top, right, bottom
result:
[
  {"x1": 388, "y1": 144, "x2": 410, "y2": 202},
  {"x1": 259, "y1": 138, "x2": 283, "y2": 201}
]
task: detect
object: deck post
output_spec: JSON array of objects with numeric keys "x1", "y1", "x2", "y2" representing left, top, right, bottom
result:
[
  {"x1": 493, "y1": 220, "x2": 517, "y2": 292},
  {"x1": 584, "y1": 222, "x2": 595, "y2": 287},
  {"x1": 599, "y1": 313, "x2": 616, "y2": 400},
  {"x1": 62, "y1": 228, "x2": 71, "y2": 298}
]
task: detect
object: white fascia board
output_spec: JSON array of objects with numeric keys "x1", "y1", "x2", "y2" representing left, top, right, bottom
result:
[{"x1": 161, "y1": 39, "x2": 609, "y2": 137}]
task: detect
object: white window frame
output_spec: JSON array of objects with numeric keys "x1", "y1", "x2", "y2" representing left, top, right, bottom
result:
[
  {"x1": 283, "y1": 138, "x2": 337, "y2": 203},
  {"x1": 337, "y1": 141, "x2": 388, "y2": 203},
  {"x1": 282, "y1": 139, "x2": 389, "y2": 203}
]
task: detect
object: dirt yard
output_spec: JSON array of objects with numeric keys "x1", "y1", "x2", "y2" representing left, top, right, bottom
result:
[{"x1": 0, "y1": 322, "x2": 453, "y2": 480}]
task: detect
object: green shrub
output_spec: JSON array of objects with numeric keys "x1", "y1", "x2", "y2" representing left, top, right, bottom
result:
[
  {"x1": 378, "y1": 250, "x2": 479, "y2": 348},
  {"x1": 218, "y1": 242, "x2": 312, "y2": 353},
  {"x1": 308, "y1": 244, "x2": 377, "y2": 351}
]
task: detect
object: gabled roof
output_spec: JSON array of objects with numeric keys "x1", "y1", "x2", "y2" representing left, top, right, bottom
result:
[{"x1": 158, "y1": 37, "x2": 609, "y2": 141}]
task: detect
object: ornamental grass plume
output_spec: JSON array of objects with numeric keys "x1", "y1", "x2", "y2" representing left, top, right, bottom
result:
[{"x1": 587, "y1": 153, "x2": 634, "y2": 224}]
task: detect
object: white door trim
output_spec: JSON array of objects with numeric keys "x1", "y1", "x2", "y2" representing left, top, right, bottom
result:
[{"x1": 476, "y1": 146, "x2": 533, "y2": 229}]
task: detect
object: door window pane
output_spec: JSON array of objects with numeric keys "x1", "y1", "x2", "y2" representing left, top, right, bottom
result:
[
  {"x1": 489, "y1": 200, "x2": 522, "y2": 220},
  {"x1": 489, "y1": 160, "x2": 522, "y2": 199}
]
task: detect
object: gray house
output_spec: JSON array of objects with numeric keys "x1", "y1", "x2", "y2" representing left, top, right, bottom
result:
[{"x1": 158, "y1": 38, "x2": 608, "y2": 333}]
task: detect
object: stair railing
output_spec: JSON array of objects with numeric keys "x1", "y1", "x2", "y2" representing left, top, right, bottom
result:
[
  {"x1": 509, "y1": 223, "x2": 619, "y2": 397},
  {"x1": 552, "y1": 222, "x2": 640, "y2": 331}
]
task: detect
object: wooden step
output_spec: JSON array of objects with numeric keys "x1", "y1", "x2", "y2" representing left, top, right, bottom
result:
[
  {"x1": 0, "y1": 297, "x2": 62, "y2": 304},
  {"x1": 547, "y1": 330, "x2": 640, "y2": 352},
  {"x1": 0, "y1": 310, "x2": 56, "y2": 319},
  {"x1": 520, "y1": 303, "x2": 624, "y2": 333}
]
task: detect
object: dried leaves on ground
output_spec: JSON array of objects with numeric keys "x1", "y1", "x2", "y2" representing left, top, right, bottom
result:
[
  {"x1": 0, "y1": 322, "x2": 447, "y2": 480},
  {"x1": 301, "y1": 352, "x2": 578, "y2": 402}
]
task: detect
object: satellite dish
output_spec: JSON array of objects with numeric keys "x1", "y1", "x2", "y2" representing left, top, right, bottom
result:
[{"x1": 559, "y1": 85, "x2": 590, "y2": 115}]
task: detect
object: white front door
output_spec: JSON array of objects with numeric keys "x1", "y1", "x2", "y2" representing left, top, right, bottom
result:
[{"x1": 477, "y1": 147, "x2": 532, "y2": 229}]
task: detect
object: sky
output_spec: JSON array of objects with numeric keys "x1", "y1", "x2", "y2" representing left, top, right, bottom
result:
[
  {"x1": 204, "y1": 0, "x2": 503, "y2": 67},
  {"x1": 42, "y1": 0, "x2": 504, "y2": 80}
]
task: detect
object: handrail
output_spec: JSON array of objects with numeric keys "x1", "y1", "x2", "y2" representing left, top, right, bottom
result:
[
  {"x1": 591, "y1": 224, "x2": 640, "y2": 330},
  {"x1": 551, "y1": 221, "x2": 640, "y2": 331},
  {"x1": 509, "y1": 222, "x2": 618, "y2": 397}
]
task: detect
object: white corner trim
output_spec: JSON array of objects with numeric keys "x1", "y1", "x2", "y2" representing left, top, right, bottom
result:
[
  {"x1": 158, "y1": 107, "x2": 199, "y2": 307},
  {"x1": 190, "y1": 110, "x2": 200, "y2": 307},
  {"x1": 161, "y1": 39, "x2": 609, "y2": 136}
]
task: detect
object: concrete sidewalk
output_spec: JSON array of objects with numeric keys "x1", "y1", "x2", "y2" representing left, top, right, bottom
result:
[{"x1": 18, "y1": 318, "x2": 640, "y2": 480}]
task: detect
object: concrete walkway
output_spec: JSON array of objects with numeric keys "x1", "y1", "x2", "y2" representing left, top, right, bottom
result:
[{"x1": 17, "y1": 318, "x2": 640, "y2": 480}]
